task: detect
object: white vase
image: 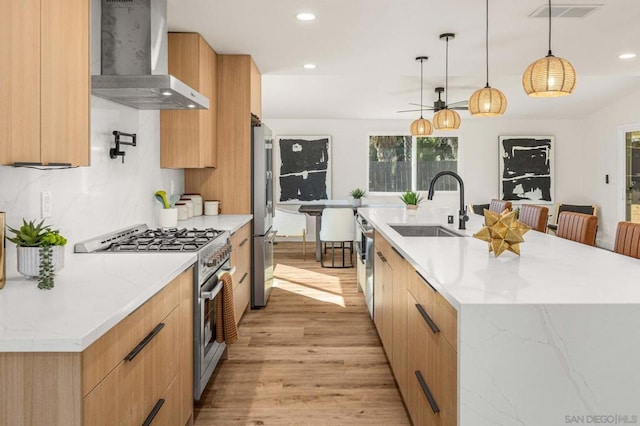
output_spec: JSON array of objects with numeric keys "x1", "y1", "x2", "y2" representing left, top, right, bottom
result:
[
  {"x1": 158, "y1": 208, "x2": 178, "y2": 228},
  {"x1": 352, "y1": 198, "x2": 362, "y2": 207},
  {"x1": 17, "y1": 246, "x2": 65, "y2": 278},
  {"x1": 406, "y1": 205, "x2": 418, "y2": 216}
]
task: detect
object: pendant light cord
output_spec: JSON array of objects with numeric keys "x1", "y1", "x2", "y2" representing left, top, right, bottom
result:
[
  {"x1": 445, "y1": 37, "x2": 449, "y2": 107},
  {"x1": 547, "y1": 0, "x2": 552, "y2": 56},
  {"x1": 485, "y1": 0, "x2": 489, "y2": 87},
  {"x1": 420, "y1": 59, "x2": 424, "y2": 118}
]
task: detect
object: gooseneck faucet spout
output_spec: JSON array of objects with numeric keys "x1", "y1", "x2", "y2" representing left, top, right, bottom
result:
[{"x1": 427, "y1": 171, "x2": 469, "y2": 230}]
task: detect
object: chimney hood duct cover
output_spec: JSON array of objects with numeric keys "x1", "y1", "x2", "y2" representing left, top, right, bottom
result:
[{"x1": 91, "y1": 0, "x2": 209, "y2": 110}]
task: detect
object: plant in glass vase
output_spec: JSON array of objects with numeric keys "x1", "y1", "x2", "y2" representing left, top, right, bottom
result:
[{"x1": 7, "y1": 219, "x2": 67, "y2": 289}]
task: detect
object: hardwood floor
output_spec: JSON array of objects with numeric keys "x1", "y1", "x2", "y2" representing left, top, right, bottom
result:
[{"x1": 194, "y1": 242, "x2": 410, "y2": 425}]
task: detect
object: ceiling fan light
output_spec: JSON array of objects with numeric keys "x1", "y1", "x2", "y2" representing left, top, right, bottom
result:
[
  {"x1": 410, "y1": 117, "x2": 433, "y2": 136},
  {"x1": 469, "y1": 86, "x2": 507, "y2": 116},
  {"x1": 522, "y1": 55, "x2": 576, "y2": 97},
  {"x1": 433, "y1": 109, "x2": 461, "y2": 130}
]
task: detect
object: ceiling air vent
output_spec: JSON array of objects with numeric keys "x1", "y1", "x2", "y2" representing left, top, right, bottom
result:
[{"x1": 529, "y1": 4, "x2": 602, "y2": 18}]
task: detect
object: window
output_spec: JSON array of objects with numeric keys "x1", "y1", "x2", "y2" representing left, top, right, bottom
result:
[{"x1": 368, "y1": 135, "x2": 458, "y2": 193}]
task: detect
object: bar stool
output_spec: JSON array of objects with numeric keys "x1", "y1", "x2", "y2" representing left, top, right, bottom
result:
[
  {"x1": 556, "y1": 211, "x2": 598, "y2": 246},
  {"x1": 614, "y1": 221, "x2": 640, "y2": 259},
  {"x1": 319, "y1": 208, "x2": 355, "y2": 268},
  {"x1": 518, "y1": 205, "x2": 549, "y2": 233}
]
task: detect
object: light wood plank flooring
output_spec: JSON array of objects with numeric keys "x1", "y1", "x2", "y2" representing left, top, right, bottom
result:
[{"x1": 194, "y1": 242, "x2": 410, "y2": 425}]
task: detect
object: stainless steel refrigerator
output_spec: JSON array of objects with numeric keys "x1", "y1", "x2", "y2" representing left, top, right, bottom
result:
[{"x1": 252, "y1": 122, "x2": 276, "y2": 308}]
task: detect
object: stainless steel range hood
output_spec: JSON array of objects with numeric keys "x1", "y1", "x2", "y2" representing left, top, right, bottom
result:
[{"x1": 91, "y1": 0, "x2": 209, "y2": 110}]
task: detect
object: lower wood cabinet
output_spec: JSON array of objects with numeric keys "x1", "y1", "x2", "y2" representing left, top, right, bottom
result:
[
  {"x1": 372, "y1": 232, "x2": 458, "y2": 425},
  {"x1": 0, "y1": 267, "x2": 194, "y2": 426},
  {"x1": 231, "y1": 222, "x2": 252, "y2": 325}
]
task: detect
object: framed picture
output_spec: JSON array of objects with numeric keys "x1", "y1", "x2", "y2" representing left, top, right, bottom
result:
[
  {"x1": 499, "y1": 136, "x2": 554, "y2": 205},
  {"x1": 274, "y1": 135, "x2": 332, "y2": 204}
]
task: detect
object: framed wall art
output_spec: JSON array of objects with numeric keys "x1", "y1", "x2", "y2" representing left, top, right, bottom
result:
[
  {"x1": 275, "y1": 135, "x2": 332, "y2": 204},
  {"x1": 499, "y1": 136, "x2": 554, "y2": 205}
]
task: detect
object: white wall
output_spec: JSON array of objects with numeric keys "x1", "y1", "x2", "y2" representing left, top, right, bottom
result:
[
  {"x1": 267, "y1": 117, "x2": 586, "y2": 241},
  {"x1": 0, "y1": 97, "x2": 184, "y2": 252}
]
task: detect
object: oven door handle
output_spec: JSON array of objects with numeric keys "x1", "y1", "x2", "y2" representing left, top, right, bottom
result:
[{"x1": 201, "y1": 281, "x2": 224, "y2": 301}]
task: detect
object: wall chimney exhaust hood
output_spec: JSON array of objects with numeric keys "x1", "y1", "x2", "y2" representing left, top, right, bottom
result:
[{"x1": 91, "y1": 0, "x2": 209, "y2": 110}]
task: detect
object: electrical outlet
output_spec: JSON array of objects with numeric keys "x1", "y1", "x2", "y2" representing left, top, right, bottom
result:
[{"x1": 41, "y1": 192, "x2": 52, "y2": 218}]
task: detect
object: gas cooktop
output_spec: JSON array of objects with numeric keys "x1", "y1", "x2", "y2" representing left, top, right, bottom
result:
[{"x1": 74, "y1": 224, "x2": 226, "y2": 253}]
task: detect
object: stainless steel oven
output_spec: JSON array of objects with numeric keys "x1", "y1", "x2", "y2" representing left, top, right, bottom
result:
[
  {"x1": 195, "y1": 256, "x2": 233, "y2": 400},
  {"x1": 356, "y1": 214, "x2": 374, "y2": 319}
]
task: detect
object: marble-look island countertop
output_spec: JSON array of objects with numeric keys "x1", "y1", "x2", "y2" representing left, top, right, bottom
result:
[
  {"x1": 359, "y1": 207, "x2": 640, "y2": 307},
  {"x1": 0, "y1": 214, "x2": 252, "y2": 352},
  {"x1": 359, "y1": 207, "x2": 640, "y2": 424}
]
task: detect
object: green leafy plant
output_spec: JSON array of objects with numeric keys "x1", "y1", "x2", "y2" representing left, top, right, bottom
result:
[
  {"x1": 399, "y1": 191, "x2": 424, "y2": 206},
  {"x1": 7, "y1": 219, "x2": 67, "y2": 290},
  {"x1": 349, "y1": 188, "x2": 367, "y2": 199}
]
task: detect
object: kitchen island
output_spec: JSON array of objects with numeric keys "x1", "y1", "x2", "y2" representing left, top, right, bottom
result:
[{"x1": 359, "y1": 207, "x2": 640, "y2": 425}]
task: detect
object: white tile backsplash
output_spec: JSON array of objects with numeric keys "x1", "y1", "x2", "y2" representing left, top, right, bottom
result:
[{"x1": 0, "y1": 97, "x2": 184, "y2": 251}]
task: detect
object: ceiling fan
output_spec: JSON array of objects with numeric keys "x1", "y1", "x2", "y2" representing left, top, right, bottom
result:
[{"x1": 398, "y1": 87, "x2": 468, "y2": 114}]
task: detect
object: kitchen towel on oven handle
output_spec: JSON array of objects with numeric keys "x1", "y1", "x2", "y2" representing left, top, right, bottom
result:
[{"x1": 215, "y1": 271, "x2": 239, "y2": 345}]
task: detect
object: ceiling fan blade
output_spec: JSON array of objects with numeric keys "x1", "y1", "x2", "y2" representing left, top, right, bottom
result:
[
  {"x1": 396, "y1": 108, "x2": 423, "y2": 113},
  {"x1": 448, "y1": 100, "x2": 468, "y2": 107},
  {"x1": 409, "y1": 102, "x2": 431, "y2": 108}
]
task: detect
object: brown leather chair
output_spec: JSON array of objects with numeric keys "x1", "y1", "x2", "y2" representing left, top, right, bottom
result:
[
  {"x1": 489, "y1": 199, "x2": 512, "y2": 214},
  {"x1": 518, "y1": 205, "x2": 549, "y2": 233},
  {"x1": 556, "y1": 212, "x2": 598, "y2": 246},
  {"x1": 614, "y1": 221, "x2": 640, "y2": 259}
]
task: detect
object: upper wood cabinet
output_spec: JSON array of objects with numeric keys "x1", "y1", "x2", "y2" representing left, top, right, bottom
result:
[
  {"x1": 161, "y1": 33, "x2": 218, "y2": 169},
  {"x1": 250, "y1": 59, "x2": 262, "y2": 119},
  {"x1": 0, "y1": 0, "x2": 90, "y2": 166},
  {"x1": 185, "y1": 55, "x2": 260, "y2": 213}
]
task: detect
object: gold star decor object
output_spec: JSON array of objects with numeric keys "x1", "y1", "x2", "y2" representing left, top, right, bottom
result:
[{"x1": 473, "y1": 209, "x2": 531, "y2": 257}]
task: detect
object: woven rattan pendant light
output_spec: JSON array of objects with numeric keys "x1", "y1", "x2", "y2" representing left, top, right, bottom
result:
[
  {"x1": 433, "y1": 34, "x2": 461, "y2": 130},
  {"x1": 410, "y1": 56, "x2": 433, "y2": 136},
  {"x1": 469, "y1": 0, "x2": 507, "y2": 116},
  {"x1": 522, "y1": 0, "x2": 576, "y2": 97}
]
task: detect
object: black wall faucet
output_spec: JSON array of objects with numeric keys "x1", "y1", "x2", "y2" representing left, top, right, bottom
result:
[
  {"x1": 427, "y1": 171, "x2": 469, "y2": 230},
  {"x1": 110, "y1": 131, "x2": 137, "y2": 164}
]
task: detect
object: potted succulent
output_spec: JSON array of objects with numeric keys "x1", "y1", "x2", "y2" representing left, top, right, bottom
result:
[
  {"x1": 399, "y1": 191, "x2": 424, "y2": 215},
  {"x1": 349, "y1": 188, "x2": 367, "y2": 207},
  {"x1": 7, "y1": 219, "x2": 67, "y2": 289}
]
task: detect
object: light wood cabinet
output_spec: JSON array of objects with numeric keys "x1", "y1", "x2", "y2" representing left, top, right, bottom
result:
[
  {"x1": 231, "y1": 222, "x2": 252, "y2": 324},
  {"x1": 250, "y1": 59, "x2": 262, "y2": 119},
  {"x1": 185, "y1": 55, "x2": 261, "y2": 213},
  {"x1": 0, "y1": 267, "x2": 194, "y2": 425},
  {"x1": 161, "y1": 32, "x2": 218, "y2": 169},
  {"x1": 373, "y1": 232, "x2": 393, "y2": 359},
  {"x1": 406, "y1": 270, "x2": 457, "y2": 426},
  {"x1": 0, "y1": 0, "x2": 89, "y2": 166},
  {"x1": 390, "y1": 246, "x2": 409, "y2": 399}
]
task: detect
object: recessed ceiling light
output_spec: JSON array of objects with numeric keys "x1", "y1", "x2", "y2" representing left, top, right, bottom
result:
[
  {"x1": 161, "y1": 91, "x2": 172, "y2": 96},
  {"x1": 303, "y1": 64, "x2": 316, "y2": 69},
  {"x1": 187, "y1": 104, "x2": 196, "y2": 108},
  {"x1": 619, "y1": 53, "x2": 636, "y2": 59},
  {"x1": 296, "y1": 12, "x2": 316, "y2": 21}
]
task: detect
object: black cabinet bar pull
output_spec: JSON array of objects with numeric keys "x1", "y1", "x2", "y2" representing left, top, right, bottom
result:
[
  {"x1": 239, "y1": 238, "x2": 249, "y2": 247},
  {"x1": 415, "y1": 303, "x2": 440, "y2": 334},
  {"x1": 391, "y1": 246, "x2": 404, "y2": 259},
  {"x1": 376, "y1": 251, "x2": 386, "y2": 262},
  {"x1": 239, "y1": 272, "x2": 248, "y2": 284},
  {"x1": 415, "y1": 370, "x2": 440, "y2": 414},
  {"x1": 124, "y1": 323, "x2": 165, "y2": 362},
  {"x1": 416, "y1": 271, "x2": 438, "y2": 292},
  {"x1": 141, "y1": 398, "x2": 165, "y2": 426}
]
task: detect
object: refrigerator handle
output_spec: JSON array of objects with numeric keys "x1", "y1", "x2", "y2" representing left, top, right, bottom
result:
[{"x1": 266, "y1": 230, "x2": 278, "y2": 242}]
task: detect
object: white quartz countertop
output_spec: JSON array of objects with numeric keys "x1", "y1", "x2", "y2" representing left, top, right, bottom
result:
[
  {"x1": 359, "y1": 207, "x2": 640, "y2": 307},
  {"x1": 0, "y1": 214, "x2": 252, "y2": 352}
]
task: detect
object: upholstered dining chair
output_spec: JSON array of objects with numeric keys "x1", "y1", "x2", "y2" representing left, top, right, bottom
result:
[
  {"x1": 614, "y1": 221, "x2": 640, "y2": 259},
  {"x1": 518, "y1": 205, "x2": 549, "y2": 233},
  {"x1": 489, "y1": 199, "x2": 512, "y2": 214},
  {"x1": 556, "y1": 212, "x2": 598, "y2": 246},
  {"x1": 318, "y1": 208, "x2": 355, "y2": 268}
]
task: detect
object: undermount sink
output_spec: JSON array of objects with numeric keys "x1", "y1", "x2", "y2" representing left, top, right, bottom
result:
[{"x1": 389, "y1": 225, "x2": 465, "y2": 238}]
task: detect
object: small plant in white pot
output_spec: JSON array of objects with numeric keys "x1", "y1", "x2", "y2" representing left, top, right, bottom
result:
[
  {"x1": 399, "y1": 191, "x2": 424, "y2": 215},
  {"x1": 7, "y1": 219, "x2": 67, "y2": 289},
  {"x1": 349, "y1": 188, "x2": 367, "y2": 207}
]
